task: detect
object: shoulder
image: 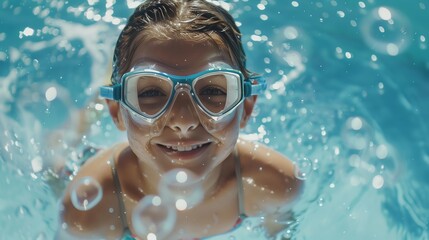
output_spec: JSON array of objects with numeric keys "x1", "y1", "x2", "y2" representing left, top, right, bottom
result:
[
  {"x1": 65, "y1": 142, "x2": 129, "y2": 191},
  {"x1": 58, "y1": 143, "x2": 129, "y2": 238},
  {"x1": 236, "y1": 138, "x2": 303, "y2": 215}
]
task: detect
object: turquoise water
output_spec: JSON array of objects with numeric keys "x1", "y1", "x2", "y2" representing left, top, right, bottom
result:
[{"x1": 1, "y1": 0, "x2": 428, "y2": 239}]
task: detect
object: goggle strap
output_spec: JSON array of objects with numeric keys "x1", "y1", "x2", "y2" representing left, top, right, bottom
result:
[
  {"x1": 100, "y1": 85, "x2": 121, "y2": 100},
  {"x1": 246, "y1": 76, "x2": 267, "y2": 96}
]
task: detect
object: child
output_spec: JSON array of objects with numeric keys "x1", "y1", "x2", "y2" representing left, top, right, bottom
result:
[{"x1": 58, "y1": 0, "x2": 302, "y2": 239}]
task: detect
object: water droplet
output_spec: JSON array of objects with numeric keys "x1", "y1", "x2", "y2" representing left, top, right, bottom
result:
[
  {"x1": 342, "y1": 117, "x2": 371, "y2": 150},
  {"x1": 372, "y1": 175, "x2": 384, "y2": 189},
  {"x1": 34, "y1": 232, "x2": 47, "y2": 240},
  {"x1": 45, "y1": 87, "x2": 57, "y2": 102},
  {"x1": 32, "y1": 59, "x2": 40, "y2": 69},
  {"x1": 158, "y1": 168, "x2": 203, "y2": 210},
  {"x1": 317, "y1": 197, "x2": 325, "y2": 206},
  {"x1": 293, "y1": 157, "x2": 312, "y2": 180},
  {"x1": 15, "y1": 205, "x2": 31, "y2": 218},
  {"x1": 175, "y1": 199, "x2": 187, "y2": 211},
  {"x1": 243, "y1": 218, "x2": 253, "y2": 230},
  {"x1": 375, "y1": 144, "x2": 389, "y2": 159},
  {"x1": 283, "y1": 229, "x2": 292, "y2": 238}
]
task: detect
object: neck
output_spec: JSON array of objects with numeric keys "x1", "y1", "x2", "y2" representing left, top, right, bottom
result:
[
  {"x1": 137, "y1": 161, "x2": 162, "y2": 196},
  {"x1": 137, "y1": 153, "x2": 235, "y2": 200},
  {"x1": 200, "y1": 161, "x2": 224, "y2": 199}
]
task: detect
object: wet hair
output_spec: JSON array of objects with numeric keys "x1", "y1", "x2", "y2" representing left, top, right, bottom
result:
[{"x1": 111, "y1": 0, "x2": 250, "y2": 84}]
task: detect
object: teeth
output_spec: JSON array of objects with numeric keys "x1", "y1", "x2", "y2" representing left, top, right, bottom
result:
[{"x1": 163, "y1": 144, "x2": 204, "y2": 152}]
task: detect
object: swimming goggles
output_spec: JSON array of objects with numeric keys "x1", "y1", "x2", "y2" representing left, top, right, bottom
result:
[{"x1": 100, "y1": 63, "x2": 266, "y2": 131}]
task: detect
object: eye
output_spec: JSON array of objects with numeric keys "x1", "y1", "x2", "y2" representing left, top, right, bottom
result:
[
  {"x1": 199, "y1": 86, "x2": 226, "y2": 96},
  {"x1": 138, "y1": 88, "x2": 166, "y2": 98}
]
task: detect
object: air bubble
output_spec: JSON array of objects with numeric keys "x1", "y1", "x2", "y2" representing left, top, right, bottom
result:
[
  {"x1": 361, "y1": 7, "x2": 411, "y2": 56},
  {"x1": 132, "y1": 195, "x2": 176, "y2": 240},
  {"x1": 70, "y1": 177, "x2": 103, "y2": 211}
]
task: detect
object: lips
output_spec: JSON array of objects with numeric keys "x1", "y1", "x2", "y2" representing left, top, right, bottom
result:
[
  {"x1": 156, "y1": 141, "x2": 212, "y2": 159},
  {"x1": 161, "y1": 143, "x2": 205, "y2": 152}
]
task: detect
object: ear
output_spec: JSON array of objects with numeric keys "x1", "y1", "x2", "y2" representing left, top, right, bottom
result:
[
  {"x1": 106, "y1": 99, "x2": 126, "y2": 131},
  {"x1": 240, "y1": 96, "x2": 257, "y2": 128}
]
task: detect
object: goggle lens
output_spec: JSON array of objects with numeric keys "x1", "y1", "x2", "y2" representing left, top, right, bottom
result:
[
  {"x1": 193, "y1": 72, "x2": 241, "y2": 115},
  {"x1": 123, "y1": 71, "x2": 242, "y2": 119},
  {"x1": 125, "y1": 74, "x2": 173, "y2": 117}
]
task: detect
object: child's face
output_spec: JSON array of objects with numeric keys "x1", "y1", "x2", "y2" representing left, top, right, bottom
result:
[{"x1": 109, "y1": 39, "x2": 255, "y2": 176}]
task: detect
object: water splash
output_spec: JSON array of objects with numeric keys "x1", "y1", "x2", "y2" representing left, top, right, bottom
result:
[{"x1": 0, "y1": 161, "x2": 58, "y2": 239}]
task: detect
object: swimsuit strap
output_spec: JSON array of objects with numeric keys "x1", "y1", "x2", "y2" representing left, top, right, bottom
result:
[
  {"x1": 233, "y1": 147, "x2": 247, "y2": 218},
  {"x1": 109, "y1": 157, "x2": 130, "y2": 232}
]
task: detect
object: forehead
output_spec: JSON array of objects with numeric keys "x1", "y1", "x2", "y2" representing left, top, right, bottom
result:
[{"x1": 129, "y1": 38, "x2": 233, "y2": 74}]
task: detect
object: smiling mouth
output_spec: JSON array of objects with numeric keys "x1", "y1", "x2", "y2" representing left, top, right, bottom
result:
[{"x1": 158, "y1": 142, "x2": 211, "y2": 152}]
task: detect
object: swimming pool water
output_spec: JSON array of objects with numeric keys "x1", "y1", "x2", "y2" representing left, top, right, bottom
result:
[{"x1": 1, "y1": 0, "x2": 428, "y2": 239}]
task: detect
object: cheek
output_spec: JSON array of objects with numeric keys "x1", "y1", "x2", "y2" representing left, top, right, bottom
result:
[
  {"x1": 121, "y1": 107, "x2": 152, "y2": 153},
  {"x1": 211, "y1": 106, "x2": 243, "y2": 149},
  {"x1": 224, "y1": 105, "x2": 243, "y2": 134},
  {"x1": 121, "y1": 106, "x2": 151, "y2": 136}
]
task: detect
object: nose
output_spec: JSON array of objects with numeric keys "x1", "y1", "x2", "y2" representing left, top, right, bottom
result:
[{"x1": 166, "y1": 90, "x2": 200, "y2": 134}]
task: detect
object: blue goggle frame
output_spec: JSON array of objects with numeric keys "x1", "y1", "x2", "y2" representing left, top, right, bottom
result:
[{"x1": 100, "y1": 68, "x2": 267, "y2": 122}]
